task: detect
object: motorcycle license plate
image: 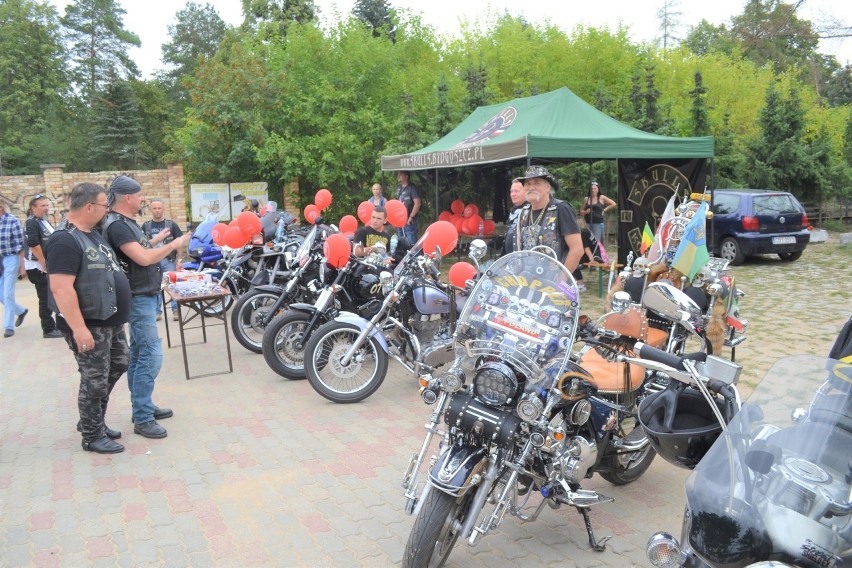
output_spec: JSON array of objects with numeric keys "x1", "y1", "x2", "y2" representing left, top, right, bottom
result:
[{"x1": 772, "y1": 236, "x2": 796, "y2": 245}]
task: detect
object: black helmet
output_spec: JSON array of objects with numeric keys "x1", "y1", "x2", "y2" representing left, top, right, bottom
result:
[{"x1": 638, "y1": 384, "x2": 727, "y2": 470}]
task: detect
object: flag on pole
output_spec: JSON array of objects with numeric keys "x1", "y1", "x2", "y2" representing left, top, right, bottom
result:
[
  {"x1": 672, "y1": 202, "x2": 710, "y2": 280},
  {"x1": 646, "y1": 193, "x2": 677, "y2": 261},
  {"x1": 640, "y1": 222, "x2": 654, "y2": 254}
]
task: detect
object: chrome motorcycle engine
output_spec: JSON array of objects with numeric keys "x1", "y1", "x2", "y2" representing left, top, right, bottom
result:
[{"x1": 550, "y1": 435, "x2": 598, "y2": 484}]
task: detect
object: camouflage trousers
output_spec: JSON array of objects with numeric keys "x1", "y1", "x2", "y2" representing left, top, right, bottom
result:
[{"x1": 63, "y1": 325, "x2": 129, "y2": 442}]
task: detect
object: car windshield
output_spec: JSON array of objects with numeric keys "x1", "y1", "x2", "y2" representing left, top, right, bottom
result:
[
  {"x1": 682, "y1": 354, "x2": 852, "y2": 566},
  {"x1": 453, "y1": 249, "x2": 581, "y2": 388}
]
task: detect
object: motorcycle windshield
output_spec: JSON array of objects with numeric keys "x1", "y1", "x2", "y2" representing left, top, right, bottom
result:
[
  {"x1": 394, "y1": 232, "x2": 426, "y2": 277},
  {"x1": 682, "y1": 355, "x2": 852, "y2": 567},
  {"x1": 453, "y1": 250, "x2": 581, "y2": 386},
  {"x1": 295, "y1": 225, "x2": 317, "y2": 263}
]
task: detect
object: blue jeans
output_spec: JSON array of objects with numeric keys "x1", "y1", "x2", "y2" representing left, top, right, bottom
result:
[
  {"x1": 400, "y1": 220, "x2": 418, "y2": 248},
  {"x1": 158, "y1": 259, "x2": 177, "y2": 314},
  {"x1": 127, "y1": 295, "x2": 163, "y2": 424},
  {"x1": 590, "y1": 222, "x2": 605, "y2": 245},
  {"x1": 1, "y1": 255, "x2": 26, "y2": 331}
]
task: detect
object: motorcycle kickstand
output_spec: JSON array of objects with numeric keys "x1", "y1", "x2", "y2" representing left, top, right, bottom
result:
[{"x1": 576, "y1": 506, "x2": 611, "y2": 552}]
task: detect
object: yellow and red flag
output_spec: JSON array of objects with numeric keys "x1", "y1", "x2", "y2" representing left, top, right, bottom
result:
[{"x1": 640, "y1": 222, "x2": 654, "y2": 254}]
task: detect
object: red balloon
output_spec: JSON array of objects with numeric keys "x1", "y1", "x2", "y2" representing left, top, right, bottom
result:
[
  {"x1": 422, "y1": 221, "x2": 458, "y2": 256},
  {"x1": 357, "y1": 201, "x2": 374, "y2": 225},
  {"x1": 452, "y1": 216, "x2": 465, "y2": 234},
  {"x1": 449, "y1": 262, "x2": 477, "y2": 288},
  {"x1": 483, "y1": 219, "x2": 495, "y2": 235},
  {"x1": 237, "y1": 211, "x2": 262, "y2": 237},
  {"x1": 229, "y1": 219, "x2": 239, "y2": 227},
  {"x1": 465, "y1": 214, "x2": 483, "y2": 235},
  {"x1": 211, "y1": 223, "x2": 229, "y2": 245},
  {"x1": 323, "y1": 233, "x2": 351, "y2": 269},
  {"x1": 385, "y1": 199, "x2": 408, "y2": 229},
  {"x1": 462, "y1": 204, "x2": 479, "y2": 218},
  {"x1": 223, "y1": 225, "x2": 249, "y2": 249},
  {"x1": 438, "y1": 211, "x2": 452, "y2": 222},
  {"x1": 339, "y1": 215, "x2": 358, "y2": 234},
  {"x1": 304, "y1": 204, "x2": 320, "y2": 224},
  {"x1": 450, "y1": 199, "x2": 464, "y2": 215},
  {"x1": 315, "y1": 188, "x2": 332, "y2": 210}
]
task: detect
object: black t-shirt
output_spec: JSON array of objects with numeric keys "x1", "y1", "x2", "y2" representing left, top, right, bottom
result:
[
  {"x1": 105, "y1": 214, "x2": 161, "y2": 295},
  {"x1": 397, "y1": 183, "x2": 422, "y2": 217},
  {"x1": 354, "y1": 226, "x2": 391, "y2": 249},
  {"x1": 47, "y1": 230, "x2": 131, "y2": 329},
  {"x1": 25, "y1": 216, "x2": 54, "y2": 264},
  {"x1": 142, "y1": 219, "x2": 182, "y2": 262},
  {"x1": 517, "y1": 199, "x2": 581, "y2": 263}
]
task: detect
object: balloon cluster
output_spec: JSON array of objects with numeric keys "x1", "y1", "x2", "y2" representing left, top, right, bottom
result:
[
  {"x1": 211, "y1": 211, "x2": 263, "y2": 249},
  {"x1": 351, "y1": 199, "x2": 407, "y2": 230},
  {"x1": 438, "y1": 199, "x2": 495, "y2": 236},
  {"x1": 304, "y1": 188, "x2": 333, "y2": 225}
]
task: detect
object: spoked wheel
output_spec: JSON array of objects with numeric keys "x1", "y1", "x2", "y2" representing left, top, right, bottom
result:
[
  {"x1": 262, "y1": 311, "x2": 314, "y2": 380},
  {"x1": 598, "y1": 419, "x2": 656, "y2": 486},
  {"x1": 304, "y1": 322, "x2": 388, "y2": 404},
  {"x1": 403, "y1": 489, "x2": 472, "y2": 568},
  {"x1": 230, "y1": 289, "x2": 281, "y2": 354}
]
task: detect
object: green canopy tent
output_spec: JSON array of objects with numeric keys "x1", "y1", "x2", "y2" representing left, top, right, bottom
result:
[
  {"x1": 381, "y1": 87, "x2": 714, "y2": 174},
  {"x1": 380, "y1": 87, "x2": 714, "y2": 261}
]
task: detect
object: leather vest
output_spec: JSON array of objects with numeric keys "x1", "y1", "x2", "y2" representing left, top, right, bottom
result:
[
  {"x1": 102, "y1": 212, "x2": 162, "y2": 296},
  {"x1": 48, "y1": 227, "x2": 119, "y2": 321}
]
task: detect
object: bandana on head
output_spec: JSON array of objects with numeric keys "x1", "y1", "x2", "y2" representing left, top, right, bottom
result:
[{"x1": 107, "y1": 175, "x2": 140, "y2": 207}]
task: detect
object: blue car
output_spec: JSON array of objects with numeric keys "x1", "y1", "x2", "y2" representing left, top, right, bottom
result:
[{"x1": 710, "y1": 189, "x2": 810, "y2": 265}]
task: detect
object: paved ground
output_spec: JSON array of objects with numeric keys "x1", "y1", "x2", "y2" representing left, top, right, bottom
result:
[{"x1": 1, "y1": 237, "x2": 850, "y2": 567}]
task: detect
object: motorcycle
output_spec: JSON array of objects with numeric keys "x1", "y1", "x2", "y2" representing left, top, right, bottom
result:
[
  {"x1": 303, "y1": 227, "x2": 460, "y2": 404},
  {"x1": 230, "y1": 223, "x2": 329, "y2": 353},
  {"x1": 400, "y1": 247, "x2": 660, "y2": 567},
  {"x1": 642, "y1": 351, "x2": 851, "y2": 567},
  {"x1": 261, "y1": 237, "x2": 386, "y2": 380},
  {"x1": 611, "y1": 192, "x2": 748, "y2": 359}
]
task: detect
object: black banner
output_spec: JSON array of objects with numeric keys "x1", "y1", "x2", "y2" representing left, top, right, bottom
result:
[{"x1": 616, "y1": 159, "x2": 707, "y2": 266}]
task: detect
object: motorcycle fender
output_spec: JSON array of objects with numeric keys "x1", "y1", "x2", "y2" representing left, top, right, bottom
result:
[
  {"x1": 254, "y1": 284, "x2": 284, "y2": 294},
  {"x1": 287, "y1": 303, "x2": 318, "y2": 316},
  {"x1": 427, "y1": 446, "x2": 488, "y2": 497},
  {"x1": 333, "y1": 312, "x2": 389, "y2": 354}
]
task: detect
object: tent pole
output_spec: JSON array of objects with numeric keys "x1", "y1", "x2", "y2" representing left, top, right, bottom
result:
[{"x1": 434, "y1": 170, "x2": 439, "y2": 222}]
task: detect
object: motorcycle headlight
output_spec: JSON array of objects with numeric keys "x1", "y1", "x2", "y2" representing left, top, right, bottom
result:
[
  {"x1": 473, "y1": 362, "x2": 518, "y2": 406},
  {"x1": 646, "y1": 532, "x2": 683, "y2": 567},
  {"x1": 439, "y1": 368, "x2": 465, "y2": 393},
  {"x1": 516, "y1": 394, "x2": 544, "y2": 423}
]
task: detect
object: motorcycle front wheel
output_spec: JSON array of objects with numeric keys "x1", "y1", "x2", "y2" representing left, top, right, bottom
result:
[
  {"x1": 230, "y1": 289, "x2": 282, "y2": 354},
  {"x1": 304, "y1": 322, "x2": 388, "y2": 404},
  {"x1": 403, "y1": 489, "x2": 472, "y2": 568},
  {"x1": 262, "y1": 311, "x2": 314, "y2": 380}
]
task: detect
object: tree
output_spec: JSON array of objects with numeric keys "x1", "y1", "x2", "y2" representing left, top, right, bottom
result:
[
  {"x1": 61, "y1": 0, "x2": 141, "y2": 102},
  {"x1": 0, "y1": 0, "x2": 70, "y2": 174},
  {"x1": 656, "y1": 0, "x2": 683, "y2": 49},
  {"x1": 352, "y1": 0, "x2": 394, "y2": 40},
  {"x1": 683, "y1": 20, "x2": 736, "y2": 57},
  {"x1": 89, "y1": 76, "x2": 145, "y2": 170},
  {"x1": 730, "y1": 0, "x2": 819, "y2": 73},
  {"x1": 240, "y1": 0, "x2": 316, "y2": 39},
  {"x1": 160, "y1": 2, "x2": 228, "y2": 90},
  {"x1": 689, "y1": 71, "x2": 710, "y2": 136}
]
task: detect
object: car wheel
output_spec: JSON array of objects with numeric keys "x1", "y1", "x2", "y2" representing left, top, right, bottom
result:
[
  {"x1": 719, "y1": 237, "x2": 745, "y2": 265},
  {"x1": 778, "y1": 251, "x2": 803, "y2": 262}
]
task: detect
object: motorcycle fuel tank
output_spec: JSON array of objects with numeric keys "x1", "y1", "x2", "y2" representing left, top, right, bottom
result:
[{"x1": 412, "y1": 283, "x2": 450, "y2": 315}]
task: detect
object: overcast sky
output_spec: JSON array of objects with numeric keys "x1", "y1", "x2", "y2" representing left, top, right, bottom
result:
[{"x1": 48, "y1": 0, "x2": 852, "y2": 79}]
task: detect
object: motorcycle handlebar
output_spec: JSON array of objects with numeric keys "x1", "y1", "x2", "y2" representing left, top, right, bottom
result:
[
  {"x1": 428, "y1": 262, "x2": 440, "y2": 280},
  {"x1": 635, "y1": 342, "x2": 692, "y2": 371}
]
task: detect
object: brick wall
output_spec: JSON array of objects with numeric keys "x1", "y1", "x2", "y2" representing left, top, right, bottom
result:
[{"x1": 0, "y1": 163, "x2": 187, "y2": 227}]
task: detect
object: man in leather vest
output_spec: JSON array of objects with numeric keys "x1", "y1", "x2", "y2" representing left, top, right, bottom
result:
[
  {"x1": 514, "y1": 165, "x2": 583, "y2": 274},
  {"x1": 47, "y1": 183, "x2": 132, "y2": 453},
  {"x1": 102, "y1": 176, "x2": 191, "y2": 440},
  {"x1": 25, "y1": 194, "x2": 62, "y2": 338}
]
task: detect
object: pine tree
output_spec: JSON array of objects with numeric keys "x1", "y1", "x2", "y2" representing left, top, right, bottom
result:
[{"x1": 89, "y1": 77, "x2": 144, "y2": 170}]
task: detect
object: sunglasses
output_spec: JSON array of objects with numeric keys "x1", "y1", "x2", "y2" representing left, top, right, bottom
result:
[{"x1": 29, "y1": 194, "x2": 48, "y2": 207}]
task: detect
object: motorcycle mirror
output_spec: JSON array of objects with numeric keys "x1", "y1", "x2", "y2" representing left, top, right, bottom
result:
[
  {"x1": 433, "y1": 246, "x2": 442, "y2": 264},
  {"x1": 468, "y1": 239, "x2": 487, "y2": 262},
  {"x1": 643, "y1": 282, "x2": 702, "y2": 332}
]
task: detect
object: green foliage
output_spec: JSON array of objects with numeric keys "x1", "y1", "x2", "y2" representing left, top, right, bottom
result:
[
  {"x1": 351, "y1": 0, "x2": 394, "y2": 41},
  {"x1": 0, "y1": 0, "x2": 69, "y2": 174},
  {"x1": 89, "y1": 77, "x2": 145, "y2": 170},
  {"x1": 62, "y1": 0, "x2": 141, "y2": 102},
  {"x1": 240, "y1": 0, "x2": 317, "y2": 40}
]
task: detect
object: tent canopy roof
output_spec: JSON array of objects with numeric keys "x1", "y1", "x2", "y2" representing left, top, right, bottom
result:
[{"x1": 381, "y1": 87, "x2": 714, "y2": 171}]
